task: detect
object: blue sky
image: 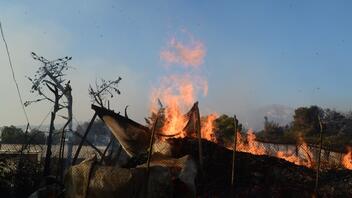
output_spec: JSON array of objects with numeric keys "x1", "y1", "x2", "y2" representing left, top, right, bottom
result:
[{"x1": 1, "y1": 1, "x2": 352, "y2": 129}]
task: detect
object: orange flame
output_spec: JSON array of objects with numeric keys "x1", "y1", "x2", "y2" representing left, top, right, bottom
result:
[
  {"x1": 221, "y1": 130, "x2": 315, "y2": 168},
  {"x1": 151, "y1": 74, "x2": 208, "y2": 137},
  {"x1": 274, "y1": 136, "x2": 314, "y2": 168},
  {"x1": 276, "y1": 150, "x2": 301, "y2": 165},
  {"x1": 234, "y1": 129, "x2": 266, "y2": 155},
  {"x1": 201, "y1": 113, "x2": 218, "y2": 142},
  {"x1": 276, "y1": 148, "x2": 313, "y2": 168},
  {"x1": 152, "y1": 32, "x2": 318, "y2": 169},
  {"x1": 298, "y1": 136, "x2": 314, "y2": 167},
  {"x1": 342, "y1": 146, "x2": 352, "y2": 170},
  {"x1": 152, "y1": 33, "x2": 210, "y2": 138}
]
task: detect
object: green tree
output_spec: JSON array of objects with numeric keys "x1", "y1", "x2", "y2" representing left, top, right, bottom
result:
[
  {"x1": 291, "y1": 106, "x2": 322, "y2": 137},
  {"x1": 263, "y1": 116, "x2": 285, "y2": 139},
  {"x1": 1, "y1": 126, "x2": 24, "y2": 143},
  {"x1": 76, "y1": 120, "x2": 111, "y2": 145},
  {"x1": 214, "y1": 114, "x2": 242, "y2": 145},
  {"x1": 28, "y1": 129, "x2": 46, "y2": 144}
]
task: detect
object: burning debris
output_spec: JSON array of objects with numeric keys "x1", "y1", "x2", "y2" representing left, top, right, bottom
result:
[
  {"x1": 63, "y1": 33, "x2": 352, "y2": 197},
  {"x1": 64, "y1": 102, "x2": 352, "y2": 197}
]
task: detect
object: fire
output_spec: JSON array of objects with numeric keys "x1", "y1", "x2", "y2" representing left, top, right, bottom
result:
[
  {"x1": 342, "y1": 147, "x2": 352, "y2": 170},
  {"x1": 201, "y1": 113, "x2": 218, "y2": 142},
  {"x1": 298, "y1": 136, "x2": 314, "y2": 167},
  {"x1": 222, "y1": 130, "x2": 315, "y2": 168},
  {"x1": 151, "y1": 74, "x2": 208, "y2": 137},
  {"x1": 151, "y1": 32, "x2": 209, "y2": 138},
  {"x1": 162, "y1": 104, "x2": 187, "y2": 138},
  {"x1": 151, "y1": 31, "x2": 318, "y2": 169},
  {"x1": 233, "y1": 129, "x2": 266, "y2": 155},
  {"x1": 276, "y1": 149, "x2": 312, "y2": 168},
  {"x1": 276, "y1": 151, "x2": 301, "y2": 165},
  {"x1": 274, "y1": 136, "x2": 314, "y2": 168}
]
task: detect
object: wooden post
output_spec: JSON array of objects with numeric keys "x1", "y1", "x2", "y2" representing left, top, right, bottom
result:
[
  {"x1": 315, "y1": 115, "x2": 323, "y2": 193},
  {"x1": 146, "y1": 111, "x2": 160, "y2": 195},
  {"x1": 231, "y1": 115, "x2": 238, "y2": 188},
  {"x1": 65, "y1": 84, "x2": 74, "y2": 167},
  {"x1": 99, "y1": 137, "x2": 113, "y2": 163},
  {"x1": 196, "y1": 107, "x2": 204, "y2": 174},
  {"x1": 73, "y1": 131, "x2": 104, "y2": 157},
  {"x1": 72, "y1": 113, "x2": 97, "y2": 165}
]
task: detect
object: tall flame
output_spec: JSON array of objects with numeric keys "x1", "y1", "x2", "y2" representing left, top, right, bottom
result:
[
  {"x1": 151, "y1": 74, "x2": 208, "y2": 137},
  {"x1": 152, "y1": 32, "x2": 209, "y2": 138},
  {"x1": 201, "y1": 113, "x2": 218, "y2": 142},
  {"x1": 151, "y1": 31, "x2": 322, "y2": 170}
]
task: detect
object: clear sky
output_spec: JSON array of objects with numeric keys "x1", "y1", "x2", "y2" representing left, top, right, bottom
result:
[{"x1": 1, "y1": 1, "x2": 352, "y2": 129}]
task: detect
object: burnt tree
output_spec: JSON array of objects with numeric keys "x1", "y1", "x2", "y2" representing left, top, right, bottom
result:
[{"x1": 26, "y1": 52, "x2": 73, "y2": 176}]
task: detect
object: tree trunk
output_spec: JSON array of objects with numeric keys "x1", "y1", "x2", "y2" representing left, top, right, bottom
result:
[
  {"x1": 65, "y1": 90, "x2": 73, "y2": 167},
  {"x1": 43, "y1": 88, "x2": 59, "y2": 177}
]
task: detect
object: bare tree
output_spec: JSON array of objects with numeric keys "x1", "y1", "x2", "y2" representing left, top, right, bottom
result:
[
  {"x1": 26, "y1": 52, "x2": 73, "y2": 175},
  {"x1": 86, "y1": 77, "x2": 122, "y2": 162},
  {"x1": 88, "y1": 77, "x2": 122, "y2": 108}
]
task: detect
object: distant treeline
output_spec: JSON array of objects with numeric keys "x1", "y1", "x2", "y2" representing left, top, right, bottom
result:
[
  {"x1": 0, "y1": 120, "x2": 111, "y2": 145},
  {"x1": 2, "y1": 105, "x2": 352, "y2": 152},
  {"x1": 213, "y1": 105, "x2": 352, "y2": 152}
]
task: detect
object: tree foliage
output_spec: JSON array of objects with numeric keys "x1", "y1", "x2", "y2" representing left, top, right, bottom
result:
[
  {"x1": 291, "y1": 106, "x2": 323, "y2": 136},
  {"x1": 257, "y1": 116, "x2": 288, "y2": 141},
  {"x1": 254, "y1": 106, "x2": 352, "y2": 150},
  {"x1": 0, "y1": 126, "x2": 46, "y2": 144},
  {"x1": 213, "y1": 114, "x2": 243, "y2": 145},
  {"x1": 76, "y1": 120, "x2": 111, "y2": 145},
  {"x1": 0, "y1": 125, "x2": 24, "y2": 144}
]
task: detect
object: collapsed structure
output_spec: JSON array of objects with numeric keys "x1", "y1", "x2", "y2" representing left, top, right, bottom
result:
[
  {"x1": 66, "y1": 103, "x2": 201, "y2": 197},
  {"x1": 65, "y1": 103, "x2": 352, "y2": 197}
]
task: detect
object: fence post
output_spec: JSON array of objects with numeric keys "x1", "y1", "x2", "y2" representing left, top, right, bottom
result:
[
  {"x1": 196, "y1": 106, "x2": 204, "y2": 176},
  {"x1": 146, "y1": 111, "x2": 160, "y2": 196},
  {"x1": 231, "y1": 115, "x2": 238, "y2": 189},
  {"x1": 315, "y1": 115, "x2": 323, "y2": 193}
]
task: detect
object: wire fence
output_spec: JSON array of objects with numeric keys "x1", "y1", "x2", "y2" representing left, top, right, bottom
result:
[
  {"x1": 0, "y1": 144, "x2": 106, "y2": 162},
  {"x1": 256, "y1": 141, "x2": 344, "y2": 169},
  {"x1": 0, "y1": 141, "x2": 111, "y2": 197},
  {"x1": 0, "y1": 140, "x2": 347, "y2": 169},
  {"x1": 0, "y1": 137, "x2": 349, "y2": 197}
]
